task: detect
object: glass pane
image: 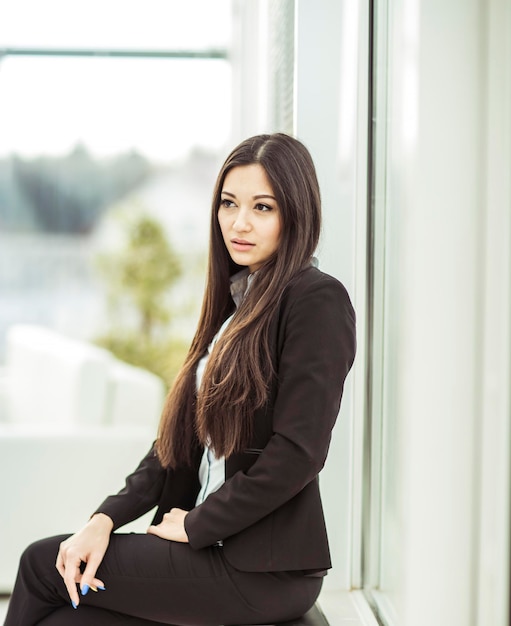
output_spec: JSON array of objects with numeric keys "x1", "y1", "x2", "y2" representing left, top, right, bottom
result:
[
  {"x1": 1, "y1": 0, "x2": 231, "y2": 50},
  {"x1": 0, "y1": 56, "x2": 230, "y2": 160},
  {"x1": 0, "y1": 54, "x2": 231, "y2": 379}
]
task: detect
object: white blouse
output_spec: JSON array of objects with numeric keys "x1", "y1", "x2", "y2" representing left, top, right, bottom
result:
[{"x1": 195, "y1": 270, "x2": 253, "y2": 507}]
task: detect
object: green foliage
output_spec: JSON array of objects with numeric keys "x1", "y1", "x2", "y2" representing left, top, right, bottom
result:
[
  {"x1": 99, "y1": 212, "x2": 181, "y2": 339},
  {"x1": 96, "y1": 333, "x2": 189, "y2": 388},
  {"x1": 96, "y1": 209, "x2": 188, "y2": 386}
]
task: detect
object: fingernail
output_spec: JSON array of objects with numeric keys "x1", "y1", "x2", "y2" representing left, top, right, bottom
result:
[
  {"x1": 97, "y1": 585, "x2": 106, "y2": 591},
  {"x1": 72, "y1": 600, "x2": 78, "y2": 609},
  {"x1": 81, "y1": 584, "x2": 89, "y2": 596},
  {"x1": 90, "y1": 585, "x2": 98, "y2": 592}
]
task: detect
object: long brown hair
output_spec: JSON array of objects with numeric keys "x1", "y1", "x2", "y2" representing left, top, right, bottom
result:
[{"x1": 156, "y1": 133, "x2": 321, "y2": 468}]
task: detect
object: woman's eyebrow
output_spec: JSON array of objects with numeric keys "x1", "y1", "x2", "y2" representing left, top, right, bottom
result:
[
  {"x1": 254, "y1": 194, "x2": 276, "y2": 201},
  {"x1": 221, "y1": 190, "x2": 276, "y2": 201}
]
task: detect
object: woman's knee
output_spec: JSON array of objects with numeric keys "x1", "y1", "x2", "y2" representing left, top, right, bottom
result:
[{"x1": 18, "y1": 534, "x2": 69, "y2": 577}]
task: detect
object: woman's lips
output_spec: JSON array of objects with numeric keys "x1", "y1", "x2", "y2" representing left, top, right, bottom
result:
[{"x1": 231, "y1": 239, "x2": 255, "y2": 251}]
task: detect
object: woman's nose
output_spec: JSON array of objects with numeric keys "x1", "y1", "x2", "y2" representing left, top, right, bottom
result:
[{"x1": 233, "y1": 209, "x2": 252, "y2": 232}]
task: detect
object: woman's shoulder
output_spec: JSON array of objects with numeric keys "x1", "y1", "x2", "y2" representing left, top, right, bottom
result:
[
  {"x1": 277, "y1": 266, "x2": 356, "y2": 353},
  {"x1": 284, "y1": 265, "x2": 352, "y2": 301},
  {"x1": 278, "y1": 266, "x2": 356, "y2": 326}
]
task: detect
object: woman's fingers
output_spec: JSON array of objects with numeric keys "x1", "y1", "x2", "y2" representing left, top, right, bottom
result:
[
  {"x1": 80, "y1": 553, "x2": 106, "y2": 595},
  {"x1": 147, "y1": 508, "x2": 189, "y2": 542},
  {"x1": 61, "y1": 552, "x2": 82, "y2": 608},
  {"x1": 56, "y1": 553, "x2": 107, "y2": 607},
  {"x1": 56, "y1": 541, "x2": 78, "y2": 606},
  {"x1": 55, "y1": 550, "x2": 65, "y2": 579},
  {"x1": 90, "y1": 576, "x2": 107, "y2": 591},
  {"x1": 55, "y1": 521, "x2": 111, "y2": 607}
]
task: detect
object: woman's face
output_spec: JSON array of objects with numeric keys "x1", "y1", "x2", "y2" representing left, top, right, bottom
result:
[{"x1": 218, "y1": 164, "x2": 282, "y2": 273}]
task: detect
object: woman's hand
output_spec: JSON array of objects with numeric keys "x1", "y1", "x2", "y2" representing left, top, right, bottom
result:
[
  {"x1": 147, "y1": 508, "x2": 189, "y2": 543},
  {"x1": 55, "y1": 513, "x2": 113, "y2": 608}
]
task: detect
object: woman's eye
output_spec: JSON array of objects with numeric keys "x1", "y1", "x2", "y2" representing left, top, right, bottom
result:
[
  {"x1": 255, "y1": 203, "x2": 272, "y2": 212},
  {"x1": 220, "y1": 198, "x2": 235, "y2": 208}
]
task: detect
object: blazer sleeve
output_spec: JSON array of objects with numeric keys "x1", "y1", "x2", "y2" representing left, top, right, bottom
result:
[
  {"x1": 93, "y1": 442, "x2": 167, "y2": 530},
  {"x1": 184, "y1": 272, "x2": 356, "y2": 549}
]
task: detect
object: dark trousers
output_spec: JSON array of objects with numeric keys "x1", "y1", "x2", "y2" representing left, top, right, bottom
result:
[{"x1": 4, "y1": 534, "x2": 322, "y2": 626}]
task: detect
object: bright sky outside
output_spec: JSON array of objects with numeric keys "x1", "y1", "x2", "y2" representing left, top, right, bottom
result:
[{"x1": 0, "y1": 0, "x2": 232, "y2": 161}]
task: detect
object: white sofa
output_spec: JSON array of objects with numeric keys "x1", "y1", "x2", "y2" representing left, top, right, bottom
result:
[{"x1": 0, "y1": 325, "x2": 166, "y2": 592}]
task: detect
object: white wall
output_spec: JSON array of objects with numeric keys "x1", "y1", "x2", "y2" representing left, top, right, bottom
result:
[
  {"x1": 388, "y1": 0, "x2": 482, "y2": 621},
  {"x1": 367, "y1": 0, "x2": 511, "y2": 624}
]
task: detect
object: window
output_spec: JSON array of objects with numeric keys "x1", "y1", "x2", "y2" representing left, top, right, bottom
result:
[{"x1": 0, "y1": 1, "x2": 232, "y2": 381}]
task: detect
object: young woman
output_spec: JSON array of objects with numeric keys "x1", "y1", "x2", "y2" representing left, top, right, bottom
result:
[{"x1": 4, "y1": 133, "x2": 356, "y2": 626}]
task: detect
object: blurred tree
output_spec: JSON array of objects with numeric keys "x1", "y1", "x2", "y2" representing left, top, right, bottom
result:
[
  {"x1": 101, "y1": 213, "x2": 181, "y2": 341},
  {"x1": 96, "y1": 208, "x2": 187, "y2": 385}
]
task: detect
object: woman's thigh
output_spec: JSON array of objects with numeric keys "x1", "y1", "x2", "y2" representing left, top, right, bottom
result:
[
  {"x1": 16, "y1": 533, "x2": 321, "y2": 626},
  {"x1": 37, "y1": 605, "x2": 171, "y2": 626},
  {"x1": 83, "y1": 533, "x2": 241, "y2": 624}
]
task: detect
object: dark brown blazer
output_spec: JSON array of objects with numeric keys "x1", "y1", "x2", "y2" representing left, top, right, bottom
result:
[{"x1": 96, "y1": 267, "x2": 356, "y2": 574}]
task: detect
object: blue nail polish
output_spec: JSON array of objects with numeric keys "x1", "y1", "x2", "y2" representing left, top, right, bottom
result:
[
  {"x1": 97, "y1": 585, "x2": 106, "y2": 591},
  {"x1": 81, "y1": 584, "x2": 89, "y2": 596},
  {"x1": 72, "y1": 600, "x2": 78, "y2": 609}
]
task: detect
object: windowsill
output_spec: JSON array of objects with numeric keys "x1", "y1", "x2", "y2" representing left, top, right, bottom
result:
[{"x1": 319, "y1": 590, "x2": 380, "y2": 626}]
